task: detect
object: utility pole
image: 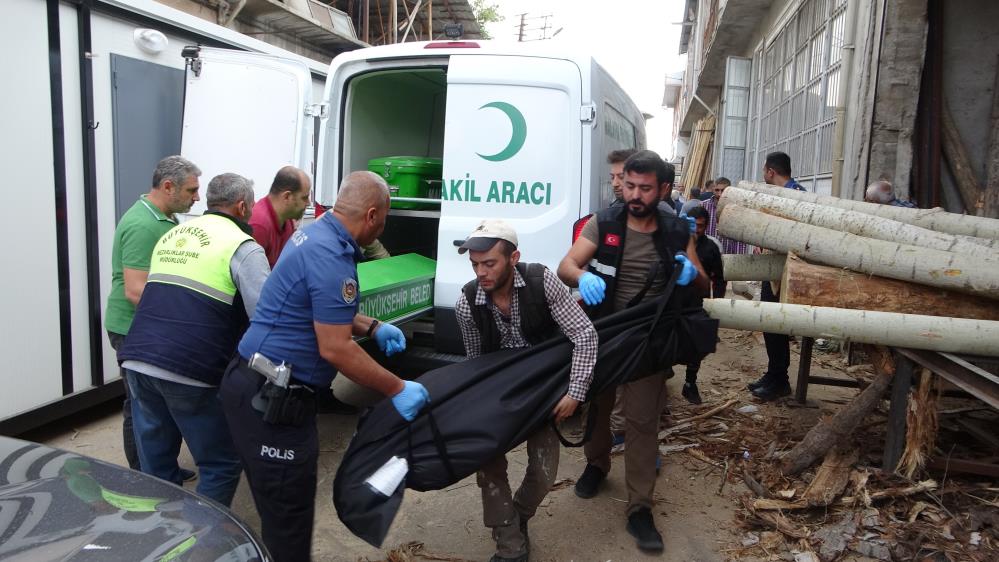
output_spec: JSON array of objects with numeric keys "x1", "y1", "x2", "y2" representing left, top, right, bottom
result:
[
  {"x1": 516, "y1": 12, "x2": 527, "y2": 42},
  {"x1": 513, "y1": 13, "x2": 556, "y2": 42}
]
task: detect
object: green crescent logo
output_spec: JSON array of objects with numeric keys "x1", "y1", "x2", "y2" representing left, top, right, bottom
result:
[{"x1": 477, "y1": 101, "x2": 527, "y2": 162}]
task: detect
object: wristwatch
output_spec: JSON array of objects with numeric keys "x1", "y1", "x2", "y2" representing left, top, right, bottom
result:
[{"x1": 365, "y1": 318, "x2": 380, "y2": 338}]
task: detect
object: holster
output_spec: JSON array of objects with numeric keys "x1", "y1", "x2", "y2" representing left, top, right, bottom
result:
[{"x1": 251, "y1": 381, "x2": 314, "y2": 426}]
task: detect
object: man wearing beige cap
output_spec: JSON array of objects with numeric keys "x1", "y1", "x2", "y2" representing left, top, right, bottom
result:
[{"x1": 455, "y1": 219, "x2": 598, "y2": 562}]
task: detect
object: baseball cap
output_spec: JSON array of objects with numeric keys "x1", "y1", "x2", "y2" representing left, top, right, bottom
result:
[{"x1": 457, "y1": 219, "x2": 519, "y2": 254}]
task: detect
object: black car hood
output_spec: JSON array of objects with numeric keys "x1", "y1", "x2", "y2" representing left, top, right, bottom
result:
[{"x1": 0, "y1": 436, "x2": 267, "y2": 561}]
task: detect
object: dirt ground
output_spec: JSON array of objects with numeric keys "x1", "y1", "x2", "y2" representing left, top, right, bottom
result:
[{"x1": 29, "y1": 325, "x2": 869, "y2": 562}]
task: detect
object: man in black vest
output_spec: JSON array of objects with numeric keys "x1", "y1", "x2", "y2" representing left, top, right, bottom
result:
[
  {"x1": 455, "y1": 219, "x2": 598, "y2": 562},
  {"x1": 558, "y1": 150, "x2": 709, "y2": 553}
]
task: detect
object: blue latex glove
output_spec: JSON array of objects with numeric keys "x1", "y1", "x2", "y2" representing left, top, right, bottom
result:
[
  {"x1": 374, "y1": 322, "x2": 406, "y2": 357},
  {"x1": 678, "y1": 213, "x2": 696, "y2": 235},
  {"x1": 578, "y1": 271, "x2": 607, "y2": 306},
  {"x1": 392, "y1": 380, "x2": 430, "y2": 421},
  {"x1": 675, "y1": 253, "x2": 698, "y2": 286}
]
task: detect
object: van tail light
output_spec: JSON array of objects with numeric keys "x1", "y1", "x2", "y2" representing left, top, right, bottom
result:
[
  {"x1": 425, "y1": 41, "x2": 480, "y2": 49},
  {"x1": 572, "y1": 214, "x2": 593, "y2": 243}
]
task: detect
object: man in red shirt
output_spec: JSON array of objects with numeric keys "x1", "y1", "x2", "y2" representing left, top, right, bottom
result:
[{"x1": 250, "y1": 166, "x2": 312, "y2": 267}]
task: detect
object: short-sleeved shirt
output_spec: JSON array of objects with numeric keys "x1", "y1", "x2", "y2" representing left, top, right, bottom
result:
[
  {"x1": 249, "y1": 196, "x2": 296, "y2": 268},
  {"x1": 104, "y1": 195, "x2": 178, "y2": 336},
  {"x1": 238, "y1": 212, "x2": 362, "y2": 387},
  {"x1": 580, "y1": 218, "x2": 668, "y2": 312}
]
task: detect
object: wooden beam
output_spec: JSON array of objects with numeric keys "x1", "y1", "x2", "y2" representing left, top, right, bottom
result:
[
  {"x1": 719, "y1": 205, "x2": 999, "y2": 300},
  {"x1": 926, "y1": 457, "x2": 999, "y2": 479},
  {"x1": 986, "y1": 56, "x2": 999, "y2": 219},
  {"x1": 737, "y1": 180, "x2": 999, "y2": 240},
  {"x1": 883, "y1": 354, "x2": 913, "y2": 472},
  {"x1": 780, "y1": 253, "x2": 999, "y2": 321},
  {"x1": 942, "y1": 99, "x2": 986, "y2": 215}
]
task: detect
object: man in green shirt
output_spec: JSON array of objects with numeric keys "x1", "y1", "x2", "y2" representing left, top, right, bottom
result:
[{"x1": 105, "y1": 155, "x2": 201, "y2": 472}]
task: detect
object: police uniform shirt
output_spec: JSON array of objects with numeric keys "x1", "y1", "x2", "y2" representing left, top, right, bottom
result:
[{"x1": 238, "y1": 212, "x2": 362, "y2": 387}]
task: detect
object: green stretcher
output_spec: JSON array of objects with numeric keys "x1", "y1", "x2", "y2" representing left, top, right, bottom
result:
[{"x1": 357, "y1": 253, "x2": 436, "y2": 324}]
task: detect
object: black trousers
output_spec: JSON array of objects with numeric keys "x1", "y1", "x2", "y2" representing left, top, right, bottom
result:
[
  {"x1": 761, "y1": 281, "x2": 790, "y2": 383},
  {"x1": 220, "y1": 358, "x2": 319, "y2": 562}
]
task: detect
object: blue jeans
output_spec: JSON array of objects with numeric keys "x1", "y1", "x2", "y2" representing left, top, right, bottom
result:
[{"x1": 127, "y1": 369, "x2": 242, "y2": 506}]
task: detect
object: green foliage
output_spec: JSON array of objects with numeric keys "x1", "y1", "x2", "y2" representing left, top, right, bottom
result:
[{"x1": 471, "y1": 0, "x2": 504, "y2": 39}]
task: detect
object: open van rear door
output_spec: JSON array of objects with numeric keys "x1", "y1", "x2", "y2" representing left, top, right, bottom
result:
[
  {"x1": 180, "y1": 47, "x2": 314, "y2": 218},
  {"x1": 434, "y1": 54, "x2": 584, "y2": 352}
]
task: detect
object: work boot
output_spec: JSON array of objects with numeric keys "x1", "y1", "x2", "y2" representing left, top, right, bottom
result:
[
  {"x1": 681, "y1": 382, "x2": 702, "y2": 405},
  {"x1": 752, "y1": 381, "x2": 792, "y2": 401},
  {"x1": 574, "y1": 464, "x2": 606, "y2": 499},
  {"x1": 626, "y1": 508, "x2": 664, "y2": 552},
  {"x1": 746, "y1": 373, "x2": 773, "y2": 392}
]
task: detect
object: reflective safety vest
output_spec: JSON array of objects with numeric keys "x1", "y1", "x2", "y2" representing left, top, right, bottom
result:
[{"x1": 119, "y1": 213, "x2": 253, "y2": 385}]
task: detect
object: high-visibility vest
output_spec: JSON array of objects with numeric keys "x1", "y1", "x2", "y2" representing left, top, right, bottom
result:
[{"x1": 119, "y1": 213, "x2": 253, "y2": 385}]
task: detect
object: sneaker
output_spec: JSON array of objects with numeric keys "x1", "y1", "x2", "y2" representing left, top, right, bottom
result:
[
  {"x1": 180, "y1": 468, "x2": 197, "y2": 483},
  {"x1": 574, "y1": 464, "x2": 606, "y2": 499},
  {"x1": 626, "y1": 508, "x2": 664, "y2": 552},
  {"x1": 752, "y1": 381, "x2": 792, "y2": 401},
  {"x1": 681, "y1": 382, "x2": 702, "y2": 405},
  {"x1": 746, "y1": 374, "x2": 773, "y2": 392}
]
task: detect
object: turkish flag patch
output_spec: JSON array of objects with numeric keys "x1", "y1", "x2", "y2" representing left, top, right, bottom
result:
[{"x1": 604, "y1": 233, "x2": 621, "y2": 247}]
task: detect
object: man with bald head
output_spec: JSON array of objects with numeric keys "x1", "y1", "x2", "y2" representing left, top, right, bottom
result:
[
  {"x1": 864, "y1": 180, "x2": 916, "y2": 207},
  {"x1": 250, "y1": 166, "x2": 313, "y2": 267},
  {"x1": 221, "y1": 171, "x2": 430, "y2": 561}
]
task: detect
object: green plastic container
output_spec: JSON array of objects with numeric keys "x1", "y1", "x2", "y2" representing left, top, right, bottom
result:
[
  {"x1": 357, "y1": 253, "x2": 436, "y2": 323},
  {"x1": 367, "y1": 156, "x2": 442, "y2": 209}
]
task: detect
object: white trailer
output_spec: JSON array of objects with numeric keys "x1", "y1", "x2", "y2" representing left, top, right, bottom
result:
[{"x1": 0, "y1": 0, "x2": 330, "y2": 433}]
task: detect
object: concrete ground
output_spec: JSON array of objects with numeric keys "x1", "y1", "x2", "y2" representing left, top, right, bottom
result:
[{"x1": 26, "y1": 324, "x2": 859, "y2": 561}]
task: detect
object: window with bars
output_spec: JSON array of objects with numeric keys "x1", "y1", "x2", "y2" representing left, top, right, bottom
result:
[{"x1": 743, "y1": 0, "x2": 848, "y2": 194}]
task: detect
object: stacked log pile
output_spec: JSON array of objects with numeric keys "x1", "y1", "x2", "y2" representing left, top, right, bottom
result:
[
  {"x1": 703, "y1": 182, "x2": 999, "y2": 559},
  {"x1": 709, "y1": 181, "x2": 999, "y2": 356}
]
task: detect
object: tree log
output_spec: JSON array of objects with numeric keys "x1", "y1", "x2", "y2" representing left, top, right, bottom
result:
[
  {"x1": 722, "y1": 253, "x2": 785, "y2": 281},
  {"x1": 737, "y1": 180, "x2": 999, "y2": 240},
  {"x1": 701, "y1": 299, "x2": 999, "y2": 357},
  {"x1": 718, "y1": 204, "x2": 999, "y2": 300},
  {"x1": 780, "y1": 346, "x2": 894, "y2": 475},
  {"x1": 719, "y1": 186, "x2": 999, "y2": 258},
  {"x1": 780, "y1": 253, "x2": 999, "y2": 321},
  {"x1": 942, "y1": 100, "x2": 986, "y2": 215}
]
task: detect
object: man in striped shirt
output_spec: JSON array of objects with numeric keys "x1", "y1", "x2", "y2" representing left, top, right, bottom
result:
[{"x1": 455, "y1": 219, "x2": 597, "y2": 562}]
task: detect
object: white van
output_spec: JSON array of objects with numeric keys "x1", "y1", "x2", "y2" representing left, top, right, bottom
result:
[{"x1": 181, "y1": 40, "x2": 646, "y2": 354}]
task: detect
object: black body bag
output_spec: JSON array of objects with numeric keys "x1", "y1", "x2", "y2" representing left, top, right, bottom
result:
[{"x1": 332, "y1": 270, "x2": 718, "y2": 547}]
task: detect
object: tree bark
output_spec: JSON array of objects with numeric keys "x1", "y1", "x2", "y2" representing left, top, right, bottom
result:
[
  {"x1": 942, "y1": 100, "x2": 986, "y2": 215},
  {"x1": 780, "y1": 346, "x2": 895, "y2": 475},
  {"x1": 720, "y1": 186, "x2": 999, "y2": 257},
  {"x1": 718, "y1": 204, "x2": 999, "y2": 300},
  {"x1": 722, "y1": 253, "x2": 785, "y2": 281},
  {"x1": 780, "y1": 253, "x2": 999, "y2": 321},
  {"x1": 737, "y1": 180, "x2": 999, "y2": 240},
  {"x1": 701, "y1": 299, "x2": 999, "y2": 357}
]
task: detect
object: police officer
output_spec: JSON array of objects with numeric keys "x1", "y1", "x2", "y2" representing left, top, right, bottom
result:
[
  {"x1": 220, "y1": 171, "x2": 430, "y2": 562},
  {"x1": 120, "y1": 173, "x2": 266, "y2": 507}
]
